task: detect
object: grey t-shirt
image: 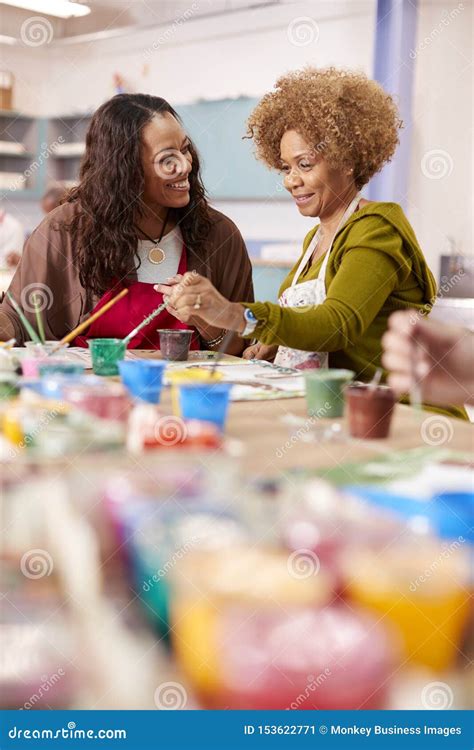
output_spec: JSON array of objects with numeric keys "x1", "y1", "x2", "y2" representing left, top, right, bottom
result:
[{"x1": 135, "y1": 226, "x2": 183, "y2": 283}]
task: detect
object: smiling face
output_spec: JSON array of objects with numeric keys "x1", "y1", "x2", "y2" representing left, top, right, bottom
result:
[
  {"x1": 141, "y1": 112, "x2": 193, "y2": 210},
  {"x1": 280, "y1": 130, "x2": 355, "y2": 219}
]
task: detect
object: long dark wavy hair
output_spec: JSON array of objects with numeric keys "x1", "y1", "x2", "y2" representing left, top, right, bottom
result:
[{"x1": 65, "y1": 94, "x2": 212, "y2": 296}]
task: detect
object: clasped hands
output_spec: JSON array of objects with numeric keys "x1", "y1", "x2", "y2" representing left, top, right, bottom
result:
[{"x1": 154, "y1": 272, "x2": 245, "y2": 334}]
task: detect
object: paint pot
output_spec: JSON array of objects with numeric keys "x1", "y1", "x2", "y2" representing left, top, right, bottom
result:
[
  {"x1": 118, "y1": 359, "x2": 166, "y2": 404},
  {"x1": 304, "y1": 369, "x2": 354, "y2": 419},
  {"x1": 37, "y1": 362, "x2": 85, "y2": 400},
  {"x1": 167, "y1": 368, "x2": 223, "y2": 416},
  {"x1": 89, "y1": 338, "x2": 126, "y2": 376},
  {"x1": 346, "y1": 383, "x2": 395, "y2": 439},
  {"x1": 343, "y1": 538, "x2": 471, "y2": 672},
  {"x1": 178, "y1": 382, "x2": 232, "y2": 431},
  {"x1": 38, "y1": 360, "x2": 84, "y2": 378},
  {"x1": 130, "y1": 506, "x2": 246, "y2": 640},
  {"x1": 24, "y1": 341, "x2": 65, "y2": 356},
  {"x1": 158, "y1": 329, "x2": 193, "y2": 361},
  {"x1": 170, "y1": 546, "x2": 332, "y2": 704},
  {"x1": 21, "y1": 356, "x2": 49, "y2": 378},
  {"x1": 0, "y1": 373, "x2": 19, "y2": 400},
  {"x1": 63, "y1": 381, "x2": 131, "y2": 422},
  {"x1": 213, "y1": 605, "x2": 395, "y2": 710}
]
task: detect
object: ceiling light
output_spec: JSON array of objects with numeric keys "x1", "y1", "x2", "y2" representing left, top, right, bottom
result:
[{"x1": 0, "y1": 0, "x2": 91, "y2": 18}]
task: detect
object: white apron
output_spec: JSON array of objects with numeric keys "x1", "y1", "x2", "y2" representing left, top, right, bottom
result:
[{"x1": 274, "y1": 193, "x2": 361, "y2": 370}]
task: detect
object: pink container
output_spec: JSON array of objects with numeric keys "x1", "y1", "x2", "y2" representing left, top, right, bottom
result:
[
  {"x1": 21, "y1": 356, "x2": 49, "y2": 378},
  {"x1": 63, "y1": 382, "x2": 131, "y2": 422},
  {"x1": 214, "y1": 604, "x2": 396, "y2": 710}
]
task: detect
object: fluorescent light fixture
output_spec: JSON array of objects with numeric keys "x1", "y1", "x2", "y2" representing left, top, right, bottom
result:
[
  {"x1": 0, "y1": 34, "x2": 17, "y2": 44},
  {"x1": 0, "y1": 0, "x2": 91, "y2": 18}
]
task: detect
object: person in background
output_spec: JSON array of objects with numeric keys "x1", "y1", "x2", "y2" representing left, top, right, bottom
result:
[
  {"x1": 382, "y1": 310, "x2": 474, "y2": 406},
  {"x1": 158, "y1": 67, "x2": 436, "y2": 385},
  {"x1": 0, "y1": 94, "x2": 253, "y2": 350},
  {"x1": 41, "y1": 183, "x2": 69, "y2": 215},
  {"x1": 0, "y1": 209, "x2": 24, "y2": 269}
]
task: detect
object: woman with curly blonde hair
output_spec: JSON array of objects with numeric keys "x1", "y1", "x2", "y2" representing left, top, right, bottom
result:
[{"x1": 157, "y1": 67, "x2": 437, "y2": 382}]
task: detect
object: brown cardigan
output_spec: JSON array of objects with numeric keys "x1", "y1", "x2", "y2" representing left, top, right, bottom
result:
[{"x1": 0, "y1": 201, "x2": 254, "y2": 345}]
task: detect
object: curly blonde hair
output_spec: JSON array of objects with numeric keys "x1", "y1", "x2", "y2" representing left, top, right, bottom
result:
[{"x1": 247, "y1": 67, "x2": 402, "y2": 188}]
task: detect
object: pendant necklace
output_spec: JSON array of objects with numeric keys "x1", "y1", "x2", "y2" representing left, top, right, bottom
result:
[{"x1": 135, "y1": 209, "x2": 171, "y2": 265}]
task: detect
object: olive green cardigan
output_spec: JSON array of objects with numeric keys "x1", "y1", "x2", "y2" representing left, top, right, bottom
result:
[{"x1": 245, "y1": 202, "x2": 437, "y2": 382}]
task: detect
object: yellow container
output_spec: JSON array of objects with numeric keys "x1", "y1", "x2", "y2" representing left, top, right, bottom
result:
[
  {"x1": 2, "y1": 406, "x2": 23, "y2": 446},
  {"x1": 170, "y1": 547, "x2": 332, "y2": 703},
  {"x1": 167, "y1": 367, "x2": 223, "y2": 416},
  {"x1": 344, "y1": 540, "x2": 471, "y2": 672}
]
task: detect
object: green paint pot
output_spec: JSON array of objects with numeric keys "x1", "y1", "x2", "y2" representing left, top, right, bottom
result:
[
  {"x1": 89, "y1": 338, "x2": 126, "y2": 376},
  {"x1": 304, "y1": 369, "x2": 355, "y2": 419}
]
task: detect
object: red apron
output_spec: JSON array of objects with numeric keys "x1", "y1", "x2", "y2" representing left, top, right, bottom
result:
[{"x1": 75, "y1": 244, "x2": 200, "y2": 350}]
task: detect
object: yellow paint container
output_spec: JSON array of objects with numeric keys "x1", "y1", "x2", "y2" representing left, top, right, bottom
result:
[
  {"x1": 170, "y1": 547, "x2": 332, "y2": 705},
  {"x1": 345, "y1": 541, "x2": 471, "y2": 672},
  {"x1": 167, "y1": 367, "x2": 223, "y2": 416}
]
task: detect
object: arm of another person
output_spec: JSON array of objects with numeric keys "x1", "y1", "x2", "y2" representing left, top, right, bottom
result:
[{"x1": 243, "y1": 221, "x2": 408, "y2": 352}]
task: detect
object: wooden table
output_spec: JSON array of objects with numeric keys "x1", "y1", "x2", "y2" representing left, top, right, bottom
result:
[{"x1": 158, "y1": 388, "x2": 472, "y2": 477}]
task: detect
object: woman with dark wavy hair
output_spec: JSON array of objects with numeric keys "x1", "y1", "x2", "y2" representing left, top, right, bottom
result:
[{"x1": 0, "y1": 94, "x2": 253, "y2": 352}]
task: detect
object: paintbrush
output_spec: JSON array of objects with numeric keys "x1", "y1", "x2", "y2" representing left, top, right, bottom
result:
[
  {"x1": 209, "y1": 329, "x2": 235, "y2": 377},
  {"x1": 6, "y1": 292, "x2": 41, "y2": 344},
  {"x1": 50, "y1": 288, "x2": 129, "y2": 354},
  {"x1": 122, "y1": 300, "x2": 168, "y2": 346},
  {"x1": 369, "y1": 367, "x2": 383, "y2": 392},
  {"x1": 32, "y1": 293, "x2": 46, "y2": 344},
  {"x1": 410, "y1": 337, "x2": 423, "y2": 411}
]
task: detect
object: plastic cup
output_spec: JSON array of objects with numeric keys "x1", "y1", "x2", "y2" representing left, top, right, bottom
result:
[
  {"x1": 38, "y1": 361, "x2": 85, "y2": 378},
  {"x1": 170, "y1": 547, "x2": 332, "y2": 705},
  {"x1": 119, "y1": 360, "x2": 166, "y2": 404},
  {"x1": 24, "y1": 341, "x2": 66, "y2": 356},
  {"x1": 89, "y1": 338, "x2": 126, "y2": 376},
  {"x1": 63, "y1": 382, "x2": 131, "y2": 422},
  {"x1": 158, "y1": 329, "x2": 193, "y2": 361},
  {"x1": 21, "y1": 357, "x2": 48, "y2": 378},
  {"x1": 178, "y1": 382, "x2": 232, "y2": 431},
  {"x1": 0, "y1": 374, "x2": 19, "y2": 400},
  {"x1": 344, "y1": 540, "x2": 471, "y2": 671},
  {"x1": 346, "y1": 383, "x2": 395, "y2": 439},
  {"x1": 304, "y1": 369, "x2": 354, "y2": 419},
  {"x1": 168, "y1": 368, "x2": 223, "y2": 416}
]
